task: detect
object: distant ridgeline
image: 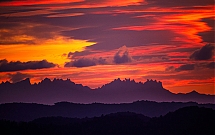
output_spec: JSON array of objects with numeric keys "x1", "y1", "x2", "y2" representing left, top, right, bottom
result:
[
  {"x1": 0, "y1": 101, "x2": 215, "y2": 122},
  {"x1": 1, "y1": 106, "x2": 215, "y2": 134},
  {"x1": 0, "y1": 78, "x2": 214, "y2": 104}
]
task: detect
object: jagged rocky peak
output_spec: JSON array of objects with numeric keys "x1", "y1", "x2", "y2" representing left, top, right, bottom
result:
[
  {"x1": 114, "y1": 78, "x2": 122, "y2": 82},
  {"x1": 38, "y1": 78, "x2": 76, "y2": 86},
  {"x1": 113, "y1": 78, "x2": 136, "y2": 83},
  {"x1": 21, "y1": 77, "x2": 30, "y2": 82},
  {"x1": 0, "y1": 78, "x2": 31, "y2": 85},
  {"x1": 100, "y1": 78, "x2": 133, "y2": 88},
  {"x1": 41, "y1": 78, "x2": 52, "y2": 83},
  {"x1": 103, "y1": 78, "x2": 163, "y2": 88},
  {"x1": 144, "y1": 79, "x2": 163, "y2": 88},
  {"x1": 53, "y1": 78, "x2": 63, "y2": 81},
  {"x1": 65, "y1": 78, "x2": 71, "y2": 82},
  {"x1": 188, "y1": 90, "x2": 199, "y2": 95},
  {"x1": 0, "y1": 80, "x2": 11, "y2": 85},
  {"x1": 17, "y1": 78, "x2": 31, "y2": 85}
]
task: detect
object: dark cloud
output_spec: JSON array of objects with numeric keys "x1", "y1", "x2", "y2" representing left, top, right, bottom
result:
[
  {"x1": 198, "y1": 18, "x2": 215, "y2": 43},
  {"x1": 190, "y1": 44, "x2": 215, "y2": 60},
  {"x1": 66, "y1": 46, "x2": 134, "y2": 67},
  {"x1": 175, "y1": 64, "x2": 195, "y2": 72},
  {"x1": 55, "y1": 11, "x2": 178, "y2": 51},
  {"x1": 65, "y1": 58, "x2": 96, "y2": 67},
  {"x1": 114, "y1": 47, "x2": 132, "y2": 64},
  {"x1": 0, "y1": 59, "x2": 56, "y2": 72},
  {"x1": 64, "y1": 27, "x2": 178, "y2": 51},
  {"x1": 7, "y1": 72, "x2": 31, "y2": 83},
  {"x1": 67, "y1": 50, "x2": 96, "y2": 59},
  {"x1": 65, "y1": 57, "x2": 107, "y2": 67},
  {"x1": 206, "y1": 62, "x2": 215, "y2": 69},
  {"x1": 67, "y1": 52, "x2": 74, "y2": 58},
  {"x1": 199, "y1": 31, "x2": 215, "y2": 43},
  {"x1": 165, "y1": 64, "x2": 195, "y2": 72},
  {"x1": 147, "y1": 0, "x2": 214, "y2": 7}
]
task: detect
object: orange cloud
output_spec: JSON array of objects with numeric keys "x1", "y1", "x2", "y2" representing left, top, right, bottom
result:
[
  {"x1": 0, "y1": 36, "x2": 95, "y2": 67},
  {"x1": 47, "y1": 13, "x2": 84, "y2": 18}
]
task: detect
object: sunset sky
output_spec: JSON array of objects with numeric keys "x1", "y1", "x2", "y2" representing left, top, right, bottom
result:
[{"x1": 0, "y1": 0, "x2": 214, "y2": 94}]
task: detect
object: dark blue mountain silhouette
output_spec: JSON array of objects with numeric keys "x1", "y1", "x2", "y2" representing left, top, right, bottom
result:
[
  {"x1": 0, "y1": 106, "x2": 214, "y2": 135},
  {"x1": 0, "y1": 78, "x2": 214, "y2": 104},
  {"x1": 0, "y1": 101, "x2": 215, "y2": 122}
]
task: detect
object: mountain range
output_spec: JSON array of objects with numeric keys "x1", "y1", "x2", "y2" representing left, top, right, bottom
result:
[
  {"x1": 0, "y1": 78, "x2": 214, "y2": 104},
  {"x1": 0, "y1": 100, "x2": 215, "y2": 122}
]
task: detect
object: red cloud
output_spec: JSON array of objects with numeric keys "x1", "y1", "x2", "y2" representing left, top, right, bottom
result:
[
  {"x1": 0, "y1": 0, "x2": 144, "y2": 7},
  {"x1": 0, "y1": 0, "x2": 83, "y2": 6}
]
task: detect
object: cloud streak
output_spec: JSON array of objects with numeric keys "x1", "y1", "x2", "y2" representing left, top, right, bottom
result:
[
  {"x1": 0, "y1": 59, "x2": 56, "y2": 72},
  {"x1": 65, "y1": 57, "x2": 107, "y2": 67},
  {"x1": 175, "y1": 64, "x2": 195, "y2": 72}
]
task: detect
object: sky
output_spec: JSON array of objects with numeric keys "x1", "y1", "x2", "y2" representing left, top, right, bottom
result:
[{"x1": 0, "y1": 0, "x2": 214, "y2": 94}]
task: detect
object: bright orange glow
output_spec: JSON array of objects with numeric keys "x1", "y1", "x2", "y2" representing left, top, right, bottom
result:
[{"x1": 0, "y1": 36, "x2": 95, "y2": 67}]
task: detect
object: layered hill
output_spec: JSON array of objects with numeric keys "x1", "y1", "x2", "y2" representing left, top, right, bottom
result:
[
  {"x1": 1, "y1": 106, "x2": 214, "y2": 135},
  {"x1": 0, "y1": 101, "x2": 215, "y2": 122}
]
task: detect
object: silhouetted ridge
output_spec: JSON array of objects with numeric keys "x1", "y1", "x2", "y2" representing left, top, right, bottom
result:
[
  {"x1": 187, "y1": 90, "x2": 200, "y2": 95},
  {"x1": 1, "y1": 101, "x2": 215, "y2": 122},
  {"x1": 100, "y1": 78, "x2": 163, "y2": 89},
  {"x1": 100, "y1": 78, "x2": 138, "y2": 88},
  {"x1": 98, "y1": 78, "x2": 165, "y2": 94},
  {"x1": 32, "y1": 116, "x2": 80, "y2": 126},
  {"x1": 40, "y1": 77, "x2": 51, "y2": 84},
  {"x1": 0, "y1": 106, "x2": 214, "y2": 135},
  {"x1": 143, "y1": 79, "x2": 163, "y2": 89},
  {"x1": 149, "y1": 106, "x2": 215, "y2": 135},
  {"x1": 0, "y1": 78, "x2": 214, "y2": 104},
  {"x1": 15, "y1": 78, "x2": 31, "y2": 86}
]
